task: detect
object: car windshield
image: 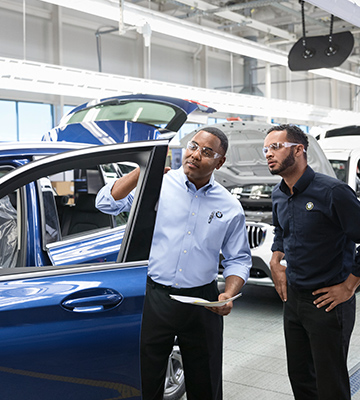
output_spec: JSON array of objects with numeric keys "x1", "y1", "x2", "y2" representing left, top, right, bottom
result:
[
  {"x1": 66, "y1": 100, "x2": 177, "y2": 128},
  {"x1": 328, "y1": 159, "x2": 348, "y2": 182}
]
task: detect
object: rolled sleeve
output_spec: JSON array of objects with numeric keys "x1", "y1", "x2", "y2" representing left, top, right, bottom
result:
[
  {"x1": 271, "y1": 226, "x2": 284, "y2": 253},
  {"x1": 95, "y1": 180, "x2": 134, "y2": 215},
  {"x1": 221, "y1": 213, "x2": 252, "y2": 283}
]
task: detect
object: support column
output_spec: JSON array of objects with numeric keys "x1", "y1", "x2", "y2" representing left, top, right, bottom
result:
[
  {"x1": 265, "y1": 63, "x2": 271, "y2": 124},
  {"x1": 199, "y1": 46, "x2": 209, "y2": 89},
  {"x1": 331, "y1": 78, "x2": 338, "y2": 109},
  {"x1": 52, "y1": 4, "x2": 64, "y2": 125}
]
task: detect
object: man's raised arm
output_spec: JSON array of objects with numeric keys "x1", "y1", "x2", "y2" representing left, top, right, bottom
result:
[{"x1": 110, "y1": 167, "x2": 140, "y2": 200}]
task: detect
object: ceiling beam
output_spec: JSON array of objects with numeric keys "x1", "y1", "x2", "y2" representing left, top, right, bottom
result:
[
  {"x1": 305, "y1": 0, "x2": 360, "y2": 28},
  {"x1": 173, "y1": 0, "x2": 297, "y2": 41},
  {"x1": 36, "y1": 0, "x2": 360, "y2": 88}
]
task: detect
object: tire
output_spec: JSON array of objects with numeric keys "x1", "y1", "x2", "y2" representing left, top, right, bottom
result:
[{"x1": 163, "y1": 343, "x2": 186, "y2": 400}]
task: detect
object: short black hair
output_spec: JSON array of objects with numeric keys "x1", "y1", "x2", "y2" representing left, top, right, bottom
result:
[
  {"x1": 267, "y1": 124, "x2": 309, "y2": 155},
  {"x1": 194, "y1": 126, "x2": 228, "y2": 154}
]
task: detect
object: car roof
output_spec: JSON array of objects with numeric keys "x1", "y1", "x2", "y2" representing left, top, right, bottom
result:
[
  {"x1": 325, "y1": 125, "x2": 360, "y2": 138},
  {"x1": 318, "y1": 135, "x2": 360, "y2": 154},
  {"x1": 0, "y1": 141, "x2": 90, "y2": 159}
]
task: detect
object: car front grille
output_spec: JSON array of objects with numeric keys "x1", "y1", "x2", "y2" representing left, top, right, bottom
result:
[{"x1": 246, "y1": 224, "x2": 266, "y2": 249}]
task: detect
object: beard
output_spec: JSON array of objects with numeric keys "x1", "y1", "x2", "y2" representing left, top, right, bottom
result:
[{"x1": 269, "y1": 150, "x2": 296, "y2": 175}]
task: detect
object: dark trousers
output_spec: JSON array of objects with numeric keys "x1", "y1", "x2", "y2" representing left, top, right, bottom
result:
[
  {"x1": 284, "y1": 284, "x2": 356, "y2": 400},
  {"x1": 140, "y1": 277, "x2": 223, "y2": 400}
]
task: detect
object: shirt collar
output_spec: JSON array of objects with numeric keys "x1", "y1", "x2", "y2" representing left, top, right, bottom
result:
[
  {"x1": 179, "y1": 166, "x2": 214, "y2": 194},
  {"x1": 279, "y1": 165, "x2": 315, "y2": 196}
]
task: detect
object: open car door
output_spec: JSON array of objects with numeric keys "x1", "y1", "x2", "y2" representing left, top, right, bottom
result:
[{"x1": 0, "y1": 140, "x2": 168, "y2": 400}]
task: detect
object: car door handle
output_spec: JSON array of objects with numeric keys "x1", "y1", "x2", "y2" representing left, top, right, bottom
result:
[{"x1": 61, "y1": 289, "x2": 123, "y2": 313}]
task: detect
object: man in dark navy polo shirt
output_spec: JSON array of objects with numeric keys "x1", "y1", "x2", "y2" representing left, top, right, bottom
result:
[{"x1": 264, "y1": 124, "x2": 360, "y2": 400}]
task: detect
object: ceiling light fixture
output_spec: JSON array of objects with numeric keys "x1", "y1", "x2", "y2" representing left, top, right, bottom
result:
[{"x1": 288, "y1": 1, "x2": 354, "y2": 71}]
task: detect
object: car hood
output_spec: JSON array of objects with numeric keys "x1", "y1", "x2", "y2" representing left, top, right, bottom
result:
[
  {"x1": 181, "y1": 121, "x2": 336, "y2": 218},
  {"x1": 42, "y1": 94, "x2": 215, "y2": 145}
]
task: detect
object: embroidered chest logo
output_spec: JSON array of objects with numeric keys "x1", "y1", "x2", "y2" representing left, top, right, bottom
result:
[
  {"x1": 305, "y1": 202, "x2": 314, "y2": 211},
  {"x1": 208, "y1": 211, "x2": 223, "y2": 224}
]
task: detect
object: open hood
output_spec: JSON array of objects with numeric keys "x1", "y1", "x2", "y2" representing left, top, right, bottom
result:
[
  {"x1": 43, "y1": 94, "x2": 215, "y2": 145},
  {"x1": 181, "y1": 121, "x2": 335, "y2": 186},
  {"x1": 180, "y1": 121, "x2": 336, "y2": 213}
]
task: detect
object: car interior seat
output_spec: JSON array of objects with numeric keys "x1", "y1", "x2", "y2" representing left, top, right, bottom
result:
[
  {"x1": 61, "y1": 193, "x2": 112, "y2": 236},
  {"x1": 59, "y1": 168, "x2": 113, "y2": 237}
]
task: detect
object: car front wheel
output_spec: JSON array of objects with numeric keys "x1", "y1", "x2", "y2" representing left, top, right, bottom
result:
[{"x1": 163, "y1": 343, "x2": 185, "y2": 400}]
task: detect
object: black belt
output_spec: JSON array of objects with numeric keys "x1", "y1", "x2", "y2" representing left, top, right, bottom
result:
[{"x1": 147, "y1": 276, "x2": 216, "y2": 295}]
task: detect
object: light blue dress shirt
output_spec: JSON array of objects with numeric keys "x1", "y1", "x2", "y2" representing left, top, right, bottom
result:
[{"x1": 96, "y1": 167, "x2": 252, "y2": 288}]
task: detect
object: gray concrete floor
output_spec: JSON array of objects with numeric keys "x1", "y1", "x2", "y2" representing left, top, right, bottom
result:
[{"x1": 181, "y1": 284, "x2": 360, "y2": 399}]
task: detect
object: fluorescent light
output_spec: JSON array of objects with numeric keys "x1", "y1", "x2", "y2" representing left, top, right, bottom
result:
[
  {"x1": 309, "y1": 67, "x2": 360, "y2": 86},
  {"x1": 1, "y1": 57, "x2": 360, "y2": 126}
]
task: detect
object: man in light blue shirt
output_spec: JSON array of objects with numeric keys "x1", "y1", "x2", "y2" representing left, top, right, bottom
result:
[{"x1": 96, "y1": 127, "x2": 251, "y2": 400}]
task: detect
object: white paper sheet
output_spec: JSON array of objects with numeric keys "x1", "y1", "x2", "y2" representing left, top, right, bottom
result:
[{"x1": 169, "y1": 292, "x2": 242, "y2": 307}]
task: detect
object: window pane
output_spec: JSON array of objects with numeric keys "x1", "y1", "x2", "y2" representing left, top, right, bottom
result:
[
  {"x1": 63, "y1": 105, "x2": 75, "y2": 120},
  {"x1": 18, "y1": 102, "x2": 53, "y2": 141},
  {"x1": 0, "y1": 100, "x2": 17, "y2": 141}
]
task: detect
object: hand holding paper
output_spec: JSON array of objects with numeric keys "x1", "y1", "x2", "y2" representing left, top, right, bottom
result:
[{"x1": 170, "y1": 292, "x2": 242, "y2": 307}]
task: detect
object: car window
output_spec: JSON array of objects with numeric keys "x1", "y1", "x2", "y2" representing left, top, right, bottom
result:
[
  {"x1": 0, "y1": 194, "x2": 18, "y2": 268},
  {"x1": 40, "y1": 162, "x2": 138, "y2": 247},
  {"x1": 329, "y1": 160, "x2": 348, "y2": 182},
  {"x1": 0, "y1": 157, "x2": 141, "y2": 268},
  {"x1": 44, "y1": 166, "x2": 113, "y2": 240},
  {"x1": 0, "y1": 167, "x2": 21, "y2": 268},
  {"x1": 66, "y1": 100, "x2": 177, "y2": 128}
]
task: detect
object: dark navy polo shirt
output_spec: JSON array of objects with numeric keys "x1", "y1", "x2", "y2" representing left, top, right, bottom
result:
[{"x1": 271, "y1": 166, "x2": 360, "y2": 289}]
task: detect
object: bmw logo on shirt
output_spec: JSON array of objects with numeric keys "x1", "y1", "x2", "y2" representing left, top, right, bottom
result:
[{"x1": 305, "y1": 202, "x2": 314, "y2": 211}]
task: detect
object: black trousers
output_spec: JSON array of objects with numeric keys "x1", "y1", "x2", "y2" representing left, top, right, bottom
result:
[
  {"x1": 140, "y1": 277, "x2": 223, "y2": 400},
  {"x1": 284, "y1": 284, "x2": 356, "y2": 400}
]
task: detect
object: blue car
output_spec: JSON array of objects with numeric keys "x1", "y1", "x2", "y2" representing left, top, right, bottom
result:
[
  {"x1": 0, "y1": 95, "x2": 213, "y2": 400},
  {"x1": 43, "y1": 93, "x2": 215, "y2": 145}
]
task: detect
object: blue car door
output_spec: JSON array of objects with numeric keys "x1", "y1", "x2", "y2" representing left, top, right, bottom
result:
[{"x1": 0, "y1": 141, "x2": 168, "y2": 400}]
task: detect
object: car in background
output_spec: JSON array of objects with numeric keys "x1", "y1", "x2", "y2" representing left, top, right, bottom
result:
[
  {"x1": 317, "y1": 125, "x2": 360, "y2": 196},
  {"x1": 181, "y1": 121, "x2": 336, "y2": 286}
]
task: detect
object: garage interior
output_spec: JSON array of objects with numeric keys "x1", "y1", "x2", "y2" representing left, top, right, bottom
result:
[{"x1": 1, "y1": 1, "x2": 360, "y2": 399}]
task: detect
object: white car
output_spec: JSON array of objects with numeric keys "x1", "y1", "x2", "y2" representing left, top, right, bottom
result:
[{"x1": 318, "y1": 125, "x2": 360, "y2": 195}]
